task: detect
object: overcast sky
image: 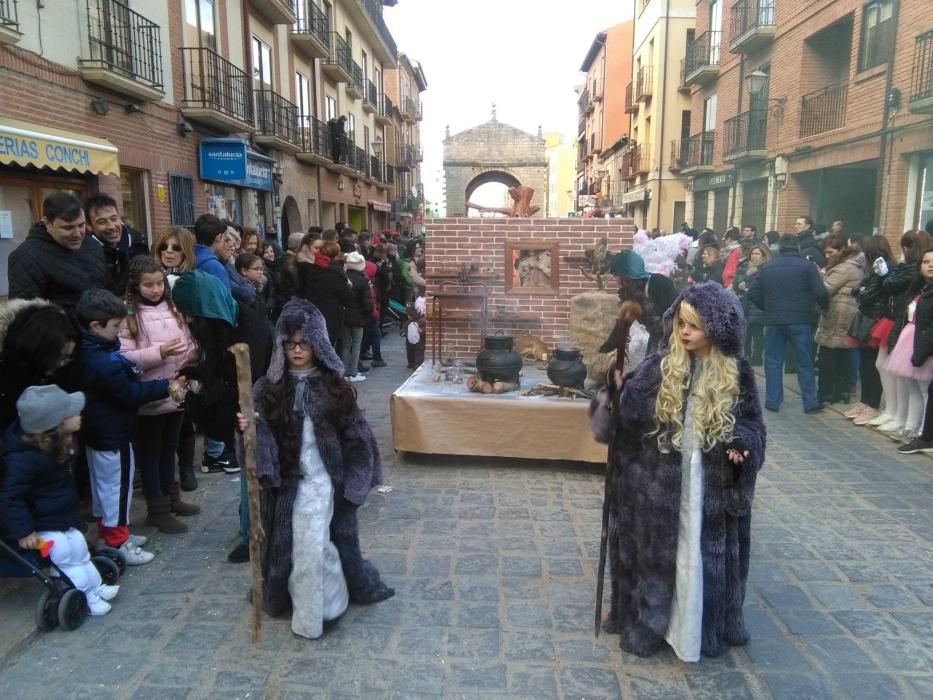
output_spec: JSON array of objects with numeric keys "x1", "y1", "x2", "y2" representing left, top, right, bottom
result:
[{"x1": 384, "y1": 0, "x2": 634, "y2": 210}]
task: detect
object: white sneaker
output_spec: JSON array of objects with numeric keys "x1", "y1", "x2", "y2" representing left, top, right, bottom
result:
[
  {"x1": 867, "y1": 413, "x2": 893, "y2": 426},
  {"x1": 97, "y1": 534, "x2": 147, "y2": 550},
  {"x1": 877, "y1": 421, "x2": 904, "y2": 433},
  {"x1": 96, "y1": 584, "x2": 120, "y2": 601},
  {"x1": 118, "y1": 540, "x2": 155, "y2": 565},
  {"x1": 86, "y1": 594, "x2": 112, "y2": 616},
  {"x1": 348, "y1": 374, "x2": 367, "y2": 383}
]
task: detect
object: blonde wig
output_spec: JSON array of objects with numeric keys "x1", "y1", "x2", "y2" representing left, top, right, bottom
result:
[
  {"x1": 151, "y1": 226, "x2": 196, "y2": 273},
  {"x1": 652, "y1": 301, "x2": 740, "y2": 453}
]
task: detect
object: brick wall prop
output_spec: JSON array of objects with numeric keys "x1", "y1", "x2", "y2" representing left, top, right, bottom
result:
[{"x1": 425, "y1": 217, "x2": 636, "y2": 359}]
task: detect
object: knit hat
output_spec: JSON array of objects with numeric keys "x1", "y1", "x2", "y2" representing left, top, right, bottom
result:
[
  {"x1": 345, "y1": 251, "x2": 366, "y2": 271},
  {"x1": 267, "y1": 299, "x2": 344, "y2": 382},
  {"x1": 17, "y1": 385, "x2": 85, "y2": 434},
  {"x1": 172, "y1": 271, "x2": 239, "y2": 327},
  {"x1": 609, "y1": 250, "x2": 649, "y2": 280},
  {"x1": 662, "y1": 282, "x2": 746, "y2": 357}
]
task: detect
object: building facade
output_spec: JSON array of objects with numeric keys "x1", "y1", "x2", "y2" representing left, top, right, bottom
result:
[
  {"x1": 682, "y1": 0, "x2": 932, "y2": 240},
  {"x1": 614, "y1": 0, "x2": 695, "y2": 232},
  {"x1": 384, "y1": 53, "x2": 427, "y2": 235},
  {"x1": 544, "y1": 131, "x2": 577, "y2": 218},
  {"x1": 0, "y1": 0, "x2": 424, "y2": 297},
  {"x1": 575, "y1": 21, "x2": 633, "y2": 214}
]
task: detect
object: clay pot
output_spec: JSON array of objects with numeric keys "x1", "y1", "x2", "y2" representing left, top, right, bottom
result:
[
  {"x1": 476, "y1": 335, "x2": 522, "y2": 383},
  {"x1": 547, "y1": 346, "x2": 587, "y2": 388}
]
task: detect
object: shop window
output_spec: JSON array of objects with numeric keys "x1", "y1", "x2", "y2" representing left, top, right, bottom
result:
[
  {"x1": 121, "y1": 168, "x2": 149, "y2": 239},
  {"x1": 169, "y1": 173, "x2": 195, "y2": 226},
  {"x1": 206, "y1": 183, "x2": 241, "y2": 224},
  {"x1": 859, "y1": 0, "x2": 894, "y2": 71}
]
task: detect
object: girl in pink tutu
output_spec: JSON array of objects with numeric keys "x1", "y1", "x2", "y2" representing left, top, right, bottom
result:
[{"x1": 885, "y1": 249, "x2": 933, "y2": 440}]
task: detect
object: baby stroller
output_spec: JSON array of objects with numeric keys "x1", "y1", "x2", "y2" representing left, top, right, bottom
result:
[{"x1": 0, "y1": 537, "x2": 125, "y2": 631}]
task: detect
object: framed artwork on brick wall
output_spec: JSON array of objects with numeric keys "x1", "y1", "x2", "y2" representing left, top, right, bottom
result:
[{"x1": 504, "y1": 240, "x2": 559, "y2": 294}]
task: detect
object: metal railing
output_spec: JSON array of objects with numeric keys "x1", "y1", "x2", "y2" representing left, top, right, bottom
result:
[
  {"x1": 684, "y1": 30, "x2": 721, "y2": 77},
  {"x1": 1, "y1": 0, "x2": 19, "y2": 30},
  {"x1": 349, "y1": 59, "x2": 364, "y2": 94},
  {"x1": 324, "y1": 32, "x2": 353, "y2": 76},
  {"x1": 292, "y1": 0, "x2": 329, "y2": 48},
  {"x1": 366, "y1": 80, "x2": 378, "y2": 106},
  {"x1": 382, "y1": 93, "x2": 394, "y2": 118},
  {"x1": 404, "y1": 96, "x2": 420, "y2": 120},
  {"x1": 800, "y1": 80, "x2": 848, "y2": 138},
  {"x1": 397, "y1": 144, "x2": 417, "y2": 169},
  {"x1": 361, "y1": 0, "x2": 397, "y2": 60},
  {"x1": 683, "y1": 131, "x2": 715, "y2": 168},
  {"x1": 578, "y1": 88, "x2": 590, "y2": 115},
  {"x1": 180, "y1": 47, "x2": 252, "y2": 124},
  {"x1": 724, "y1": 109, "x2": 767, "y2": 157},
  {"x1": 82, "y1": 0, "x2": 163, "y2": 89},
  {"x1": 370, "y1": 155, "x2": 382, "y2": 181},
  {"x1": 910, "y1": 30, "x2": 933, "y2": 105},
  {"x1": 353, "y1": 145, "x2": 368, "y2": 177},
  {"x1": 730, "y1": 0, "x2": 775, "y2": 41},
  {"x1": 256, "y1": 89, "x2": 301, "y2": 146},
  {"x1": 635, "y1": 65, "x2": 653, "y2": 101},
  {"x1": 299, "y1": 114, "x2": 331, "y2": 157},
  {"x1": 625, "y1": 82, "x2": 635, "y2": 113},
  {"x1": 669, "y1": 139, "x2": 689, "y2": 170},
  {"x1": 384, "y1": 163, "x2": 394, "y2": 186}
]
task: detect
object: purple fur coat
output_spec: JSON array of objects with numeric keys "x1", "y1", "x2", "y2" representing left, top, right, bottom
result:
[
  {"x1": 254, "y1": 300, "x2": 393, "y2": 617},
  {"x1": 604, "y1": 283, "x2": 766, "y2": 658}
]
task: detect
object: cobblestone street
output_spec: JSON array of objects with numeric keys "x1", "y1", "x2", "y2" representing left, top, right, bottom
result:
[{"x1": 0, "y1": 334, "x2": 931, "y2": 699}]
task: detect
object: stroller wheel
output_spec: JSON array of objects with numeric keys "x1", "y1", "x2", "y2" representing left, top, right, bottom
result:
[
  {"x1": 57, "y1": 589, "x2": 87, "y2": 631},
  {"x1": 92, "y1": 555, "x2": 120, "y2": 584},
  {"x1": 96, "y1": 546, "x2": 127, "y2": 576},
  {"x1": 35, "y1": 590, "x2": 59, "y2": 631}
]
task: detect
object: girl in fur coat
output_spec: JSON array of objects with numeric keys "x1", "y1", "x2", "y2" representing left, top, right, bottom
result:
[
  {"x1": 242, "y1": 299, "x2": 393, "y2": 639},
  {"x1": 591, "y1": 282, "x2": 766, "y2": 662}
]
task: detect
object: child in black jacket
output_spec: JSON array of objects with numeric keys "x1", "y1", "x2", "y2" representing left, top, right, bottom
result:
[
  {"x1": 74, "y1": 290, "x2": 185, "y2": 564},
  {"x1": 0, "y1": 385, "x2": 120, "y2": 615}
]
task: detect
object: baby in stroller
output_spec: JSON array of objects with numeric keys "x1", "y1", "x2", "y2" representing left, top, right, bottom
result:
[{"x1": 0, "y1": 385, "x2": 120, "y2": 616}]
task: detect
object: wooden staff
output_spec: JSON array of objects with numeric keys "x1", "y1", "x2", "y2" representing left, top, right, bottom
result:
[
  {"x1": 230, "y1": 343, "x2": 264, "y2": 644},
  {"x1": 594, "y1": 301, "x2": 642, "y2": 638}
]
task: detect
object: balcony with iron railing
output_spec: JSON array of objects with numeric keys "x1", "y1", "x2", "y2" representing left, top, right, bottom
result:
[
  {"x1": 678, "y1": 59, "x2": 691, "y2": 93},
  {"x1": 592, "y1": 81, "x2": 603, "y2": 102},
  {"x1": 296, "y1": 114, "x2": 332, "y2": 167},
  {"x1": 684, "y1": 31, "x2": 721, "y2": 86},
  {"x1": 78, "y1": 0, "x2": 163, "y2": 101},
  {"x1": 179, "y1": 47, "x2": 253, "y2": 131},
  {"x1": 681, "y1": 131, "x2": 715, "y2": 173},
  {"x1": 322, "y1": 32, "x2": 353, "y2": 83},
  {"x1": 363, "y1": 80, "x2": 378, "y2": 113},
  {"x1": 370, "y1": 155, "x2": 384, "y2": 185},
  {"x1": 730, "y1": 0, "x2": 775, "y2": 54},
  {"x1": 255, "y1": 89, "x2": 302, "y2": 152},
  {"x1": 669, "y1": 139, "x2": 688, "y2": 172},
  {"x1": 290, "y1": 0, "x2": 329, "y2": 59},
  {"x1": 635, "y1": 65, "x2": 653, "y2": 102},
  {"x1": 395, "y1": 195, "x2": 421, "y2": 213},
  {"x1": 909, "y1": 30, "x2": 933, "y2": 113},
  {"x1": 578, "y1": 89, "x2": 593, "y2": 116},
  {"x1": 376, "y1": 93, "x2": 393, "y2": 125},
  {"x1": 0, "y1": 0, "x2": 21, "y2": 43},
  {"x1": 625, "y1": 82, "x2": 637, "y2": 114},
  {"x1": 396, "y1": 144, "x2": 417, "y2": 171},
  {"x1": 723, "y1": 109, "x2": 767, "y2": 162},
  {"x1": 799, "y1": 80, "x2": 848, "y2": 138},
  {"x1": 357, "y1": 0, "x2": 397, "y2": 62},
  {"x1": 353, "y1": 145, "x2": 369, "y2": 178},
  {"x1": 402, "y1": 96, "x2": 421, "y2": 122},
  {"x1": 384, "y1": 163, "x2": 394, "y2": 186},
  {"x1": 252, "y1": 0, "x2": 296, "y2": 25},
  {"x1": 346, "y1": 60, "x2": 364, "y2": 99}
]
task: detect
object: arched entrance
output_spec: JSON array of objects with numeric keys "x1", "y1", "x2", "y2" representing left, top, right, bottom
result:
[
  {"x1": 280, "y1": 196, "x2": 302, "y2": 243},
  {"x1": 464, "y1": 170, "x2": 521, "y2": 209}
]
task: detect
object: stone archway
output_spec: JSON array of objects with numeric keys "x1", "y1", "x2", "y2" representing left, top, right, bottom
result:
[
  {"x1": 281, "y1": 196, "x2": 302, "y2": 239},
  {"x1": 443, "y1": 113, "x2": 547, "y2": 216}
]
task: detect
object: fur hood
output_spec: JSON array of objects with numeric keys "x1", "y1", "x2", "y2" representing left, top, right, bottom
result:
[
  {"x1": 267, "y1": 299, "x2": 344, "y2": 382},
  {"x1": 662, "y1": 282, "x2": 745, "y2": 357},
  {"x1": 0, "y1": 299, "x2": 51, "y2": 350}
]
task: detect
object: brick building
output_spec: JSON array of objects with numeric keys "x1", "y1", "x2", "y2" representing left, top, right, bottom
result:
[
  {"x1": 0, "y1": 0, "x2": 424, "y2": 297},
  {"x1": 384, "y1": 53, "x2": 427, "y2": 235},
  {"x1": 681, "y1": 0, "x2": 933, "y2": 240},
  {"x1": 575, "y1": 21, "x2": 634, "y2": 214}
]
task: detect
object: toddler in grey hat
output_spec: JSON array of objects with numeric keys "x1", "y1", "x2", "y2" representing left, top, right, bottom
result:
[{"x1": 16, "y1": 385, "x2": 85, "y2": 434}]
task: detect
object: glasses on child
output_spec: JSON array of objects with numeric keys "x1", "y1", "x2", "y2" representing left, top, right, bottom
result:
[
  {"x1": 284, "y1": 340, "x2": 311, "y2": 351},
  {"x1": 160, "y1": 243, "x2": 182, "y2": 252}
]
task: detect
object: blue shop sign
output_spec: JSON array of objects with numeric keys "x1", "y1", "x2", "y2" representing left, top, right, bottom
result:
[{"x1": 199, "y1": 139, "x2": 274, "y2": 191}]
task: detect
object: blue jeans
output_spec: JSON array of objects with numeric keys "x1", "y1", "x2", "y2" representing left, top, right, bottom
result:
[
  {"x1": 205, "y1": 437, "x2": 224, "y2": 459},
  {"x1": 764, "y1": 325, "x2": 819, "y2": 410}
]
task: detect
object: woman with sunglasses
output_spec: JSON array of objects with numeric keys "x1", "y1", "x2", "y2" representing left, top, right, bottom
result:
[{"x1": 151, "y1": 227, "x2": 196, "y2": 289}]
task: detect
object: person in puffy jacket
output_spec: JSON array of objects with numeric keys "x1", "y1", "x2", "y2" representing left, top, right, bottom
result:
[
  {"x1": 119, "y1": 257, "x2": 199, "y2": 534},
  {"x1": 299, "y1": 240, "x2": 352, "y2": 348},
  {"x1": 342, "y1": 252, "x2": 375, "y2": 382}
]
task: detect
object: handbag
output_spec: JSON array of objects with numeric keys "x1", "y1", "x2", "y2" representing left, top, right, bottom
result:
[
  {"x1": 848, "y1": 311, "x2": 877, "y2": 344},
  {"x1": 868, "y1": 317, "x2": 895, "y2": 350}
]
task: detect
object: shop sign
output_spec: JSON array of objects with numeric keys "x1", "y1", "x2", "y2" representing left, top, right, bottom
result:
[
  {"x1": 692, "y1": 171, "x2": 735, "y2": 192},
  {"x1": 199, "y1": 138, "x2": 273, "y2": 191},
  {"x1": 0, "y1": 117, "x2": 119, "y2": 175},
  {"x1": 578, "y1": 194, "x2": 596, "y2": 208},
  {"x1": 622, "y1": 188, "x2": 649, "y2": 204}
]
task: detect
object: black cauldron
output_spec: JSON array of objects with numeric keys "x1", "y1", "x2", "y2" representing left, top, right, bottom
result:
[
  {"x1": 547, "y1": 347, "x2": 587, "y2": 388},
  {"x1": 476, "y1": 335, "x2": 523, "y2": 383}
]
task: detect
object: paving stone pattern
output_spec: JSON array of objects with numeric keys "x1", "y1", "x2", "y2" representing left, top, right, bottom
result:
[{"x1": 0, "y1": 334, "x2": 931, "y2": 699}]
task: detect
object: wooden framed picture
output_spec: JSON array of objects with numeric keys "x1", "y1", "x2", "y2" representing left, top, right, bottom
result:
[{"x1": 504, "y1": 240, "x2": 559, "y2": 294}]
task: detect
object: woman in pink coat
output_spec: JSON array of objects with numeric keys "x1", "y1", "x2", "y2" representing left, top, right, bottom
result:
[{"x1": 120, "y1": 257, "x2": 199, "y2": 533}]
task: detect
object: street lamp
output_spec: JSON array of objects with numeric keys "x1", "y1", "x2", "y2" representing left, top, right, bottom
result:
[
  {"x1": 370, "y1": 138, "x2": 383, "y2": 155},
  {"x1": 745, "y1": 69, "x2": 786, "y2": 117}
]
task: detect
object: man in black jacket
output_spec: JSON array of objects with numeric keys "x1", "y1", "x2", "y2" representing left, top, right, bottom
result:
[
  {"x1": 795, "y1": 215, "x2": 826, "y2": 268},
  {"x1": 84, "y1": 193, "x2": 148, "y2": 296},
  {"x1": 8, "y1": 192, "x2": 106, "y2": 316},
  {"x1": 748, "y1": 234, "x2": 829, "y2": 414}
]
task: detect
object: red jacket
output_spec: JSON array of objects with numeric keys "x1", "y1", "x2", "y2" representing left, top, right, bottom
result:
[
  {"x1": 363, "y1": 261, "x2": 379, "y2": 319},
  {"x1": 722, "y1": 247, "x2": 742, "y2": 288}
]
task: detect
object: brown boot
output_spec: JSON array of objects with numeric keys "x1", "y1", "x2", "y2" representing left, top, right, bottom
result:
[
  {"x1": 145, "y1": 496, "x2": 187, "y2": 534},
  {"x1": 169, "y1": 483, "x2": 201, "y2": 516}
]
